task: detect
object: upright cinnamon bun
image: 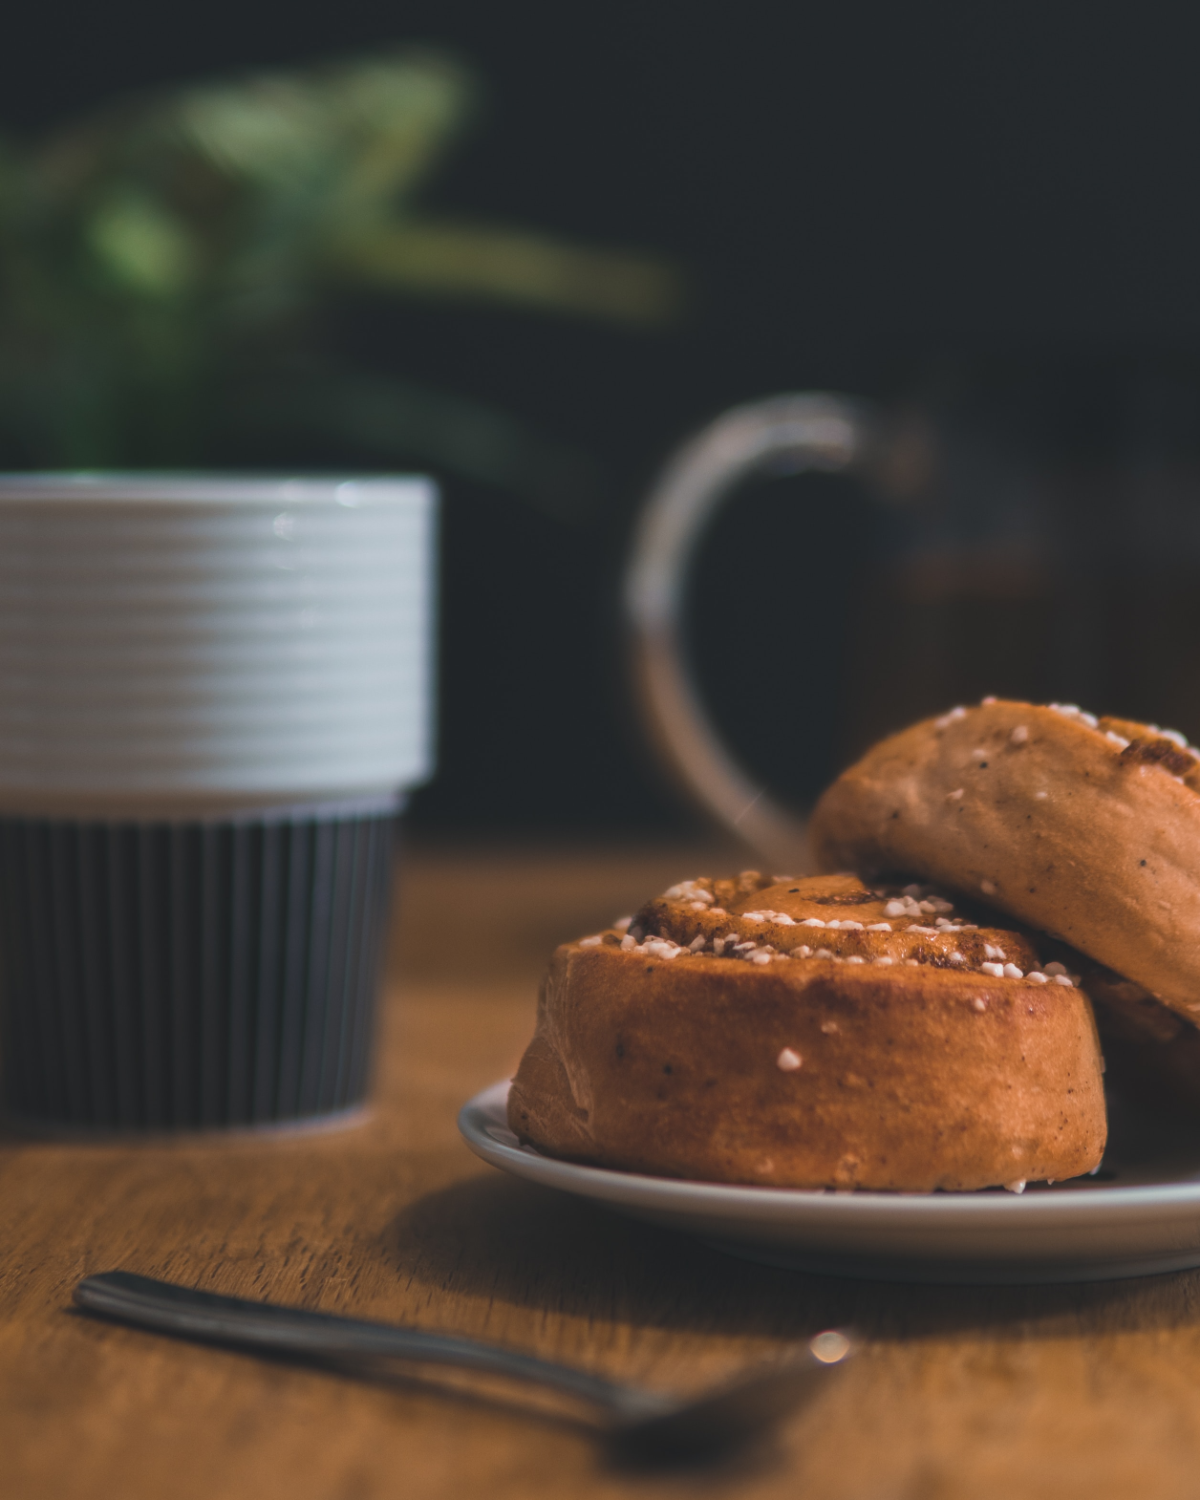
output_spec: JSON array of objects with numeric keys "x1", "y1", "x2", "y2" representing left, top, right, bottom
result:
[{"x1": 508, "y1": 872, "x2": 1106, "y2": 1192}]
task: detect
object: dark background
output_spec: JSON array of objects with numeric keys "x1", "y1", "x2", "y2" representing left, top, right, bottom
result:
[{"x1": 6, "y1": 2, "x2": 1200, "y2": 837}]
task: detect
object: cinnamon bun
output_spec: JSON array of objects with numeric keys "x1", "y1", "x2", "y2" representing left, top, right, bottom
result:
[
  {"x1": 508, "y1": 872, "x2": 1106, "y2": 1192},
  {"x1": 811, "y1": 699, "x2": 1200, "y2": 1026}
]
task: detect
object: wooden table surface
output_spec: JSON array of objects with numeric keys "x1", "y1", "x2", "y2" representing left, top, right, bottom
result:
[{"x1": 5, "y1": 841, "x2": 1200, "y2": 1500}]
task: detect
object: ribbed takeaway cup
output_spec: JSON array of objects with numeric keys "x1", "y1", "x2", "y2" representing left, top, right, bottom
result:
[{"x1": 0, "y1": 474, "x2": 435, "y2": 1130}]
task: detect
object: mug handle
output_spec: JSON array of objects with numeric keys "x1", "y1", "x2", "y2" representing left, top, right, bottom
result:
[{"x1": 624, "y1": 392, "x2": 875, "y2": 866}]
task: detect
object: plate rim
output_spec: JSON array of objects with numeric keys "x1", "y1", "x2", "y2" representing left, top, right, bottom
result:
[{"x1": 458, "y1": 1078, "x2": 1200, "y2": 1225}]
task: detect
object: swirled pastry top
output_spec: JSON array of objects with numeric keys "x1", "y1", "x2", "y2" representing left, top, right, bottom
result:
[
  {"x1": 810, "y1": 699, "x2": 1200, "y2": 1019},
  {"x1": 601, "y1": 869, "x2": 1080, "y2": 987}
]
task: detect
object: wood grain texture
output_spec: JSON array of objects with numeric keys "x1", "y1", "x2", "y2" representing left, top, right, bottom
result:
[{"x1": 4, "y1": 841, "x2": 1200, "y2": 1500}]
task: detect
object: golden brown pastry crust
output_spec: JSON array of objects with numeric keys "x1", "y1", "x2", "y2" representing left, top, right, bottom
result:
[
  {"x1": 508, "y1": 874, "x2": 1106, "y2": 1192},
  {"x1": 1080, "y1": 967, "x2": 1200, "y2": 1122},
  {"x1": 810, "y1": 700, "x2": 1200, "y2": 1023}
]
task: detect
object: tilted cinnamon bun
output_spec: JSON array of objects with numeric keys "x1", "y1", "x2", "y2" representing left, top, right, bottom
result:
[{"x1": 811, "y1": 699, "x2": 1200, "y2": 1024}]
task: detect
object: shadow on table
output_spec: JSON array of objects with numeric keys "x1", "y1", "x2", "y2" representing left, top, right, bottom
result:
[{"x1": 382, "y1": 1170, "x2": 1200, "y2": 1344}]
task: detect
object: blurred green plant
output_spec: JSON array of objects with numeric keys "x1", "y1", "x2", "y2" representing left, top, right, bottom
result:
[{"x1": 0, "y1": 48, "x2": 684, "y2": 517}]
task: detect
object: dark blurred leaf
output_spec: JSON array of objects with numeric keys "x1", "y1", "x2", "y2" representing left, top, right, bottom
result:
[{"x1": 327, "y1": 218, "x2": 684, "y2": 324}]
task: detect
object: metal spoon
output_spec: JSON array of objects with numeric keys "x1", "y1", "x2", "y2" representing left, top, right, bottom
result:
[{"x1": 73, "y1": 1271, "x2": 853, "y2": 1463}]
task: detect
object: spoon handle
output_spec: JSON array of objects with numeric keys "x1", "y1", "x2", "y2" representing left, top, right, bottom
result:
[{"x1": 74, "y1": 1271, "x2": 650, "y2": 1417}]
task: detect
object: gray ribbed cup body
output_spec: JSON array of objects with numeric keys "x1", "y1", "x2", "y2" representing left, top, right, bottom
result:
[{"x1": 0, "y1": 803, "x2": 397, "y2": 1130}]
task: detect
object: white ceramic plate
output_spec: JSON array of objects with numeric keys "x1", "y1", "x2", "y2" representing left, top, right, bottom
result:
[{"x1": 459, "y1": 1080, "x2": 1200, "y2": 1284}]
